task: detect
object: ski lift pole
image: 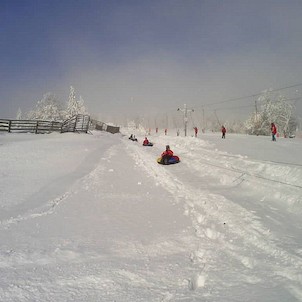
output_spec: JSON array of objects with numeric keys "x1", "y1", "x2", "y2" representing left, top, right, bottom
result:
[
  {"x1": 214, "y1": 110, "x2": 221, "y2": 126},
  {"x1": 177, "y1": 104, "x2": 194, "y2": 137}
]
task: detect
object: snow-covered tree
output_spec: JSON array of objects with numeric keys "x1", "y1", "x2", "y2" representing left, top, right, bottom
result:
[
  {"x1": 16, "y1": 108, "x2": 22, "y2": 120},
  {"x1": 244, "y1": 91, "x2": 297, "y2": 136},
  {"x1": 65, "y1": 86, "x2": 88, "y2": 118},
  {"x1": 27, "y1": 93, "x2": 64, "y2": 121},
  {"x1": 66, "y1": 86, "x2": 77, "y2": 118},
  {"x1": 78, "y1": 96, "x2": 87, "y2": 114}
]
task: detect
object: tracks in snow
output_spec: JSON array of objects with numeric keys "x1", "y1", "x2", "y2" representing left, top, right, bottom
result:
[{"x1": 123, "y1": 138, "x2": 302, "y2": 292}]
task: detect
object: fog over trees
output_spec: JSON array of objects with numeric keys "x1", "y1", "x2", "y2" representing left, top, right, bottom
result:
[
  {"x1": 25, "y1": 86, "x2": 87, "y2": 122},
  {"x1": 17, "y1": 87, "x2": 299, "y2": 137}
]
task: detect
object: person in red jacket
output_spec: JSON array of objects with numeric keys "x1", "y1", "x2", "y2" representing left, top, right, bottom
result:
[
  {"x1": 271, "y1": 123, "x2": 277, "y2": 141},
  {"x1": 143, "y1": 137, "x2": 149, "y2": 145},
  {"x1": 161, "y1": 145, "x2": 174, "y2": 164},
  {"x1": 193, "y1": 126, "x2": 198, "y2": 137},
  {"x1": 221, "y1": 125, "x2": 226, "y2": 139}
]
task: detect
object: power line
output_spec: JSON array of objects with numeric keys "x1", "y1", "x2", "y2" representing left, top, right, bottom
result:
[
  {"x1": 214, "y1": 104, "x2": 255, "y2": 112},
  {"x1": 198, "y1": 82, "x2": 302, "y2": 108}
]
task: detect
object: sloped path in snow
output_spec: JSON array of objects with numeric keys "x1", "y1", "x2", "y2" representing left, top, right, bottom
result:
[
  {"x1": 1, "y1": 132, "x2": 302, "y2": 301},
  {"x1": 124, "y1": 133, "x2": 302, "y2": 301},
  {"x1": 0, "y1": 132, "x2": 200, "y2": 301}
]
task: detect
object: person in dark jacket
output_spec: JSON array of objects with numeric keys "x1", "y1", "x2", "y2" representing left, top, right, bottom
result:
[{"x1": 221, "y1": 126, "x2": 226, "y2": 139}]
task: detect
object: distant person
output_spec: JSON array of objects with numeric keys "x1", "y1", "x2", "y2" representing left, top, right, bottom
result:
[
  {"x1": 143, "y1": 137, "x2": 149, "y2": 145},
  {"x1": 193, "y1": 127, "x2": 198, "y2": 137},
  {"x1": 164, "y1": 128, "x2": 167, "y2": 135},
  {"x1": 160, "y1": 145, "x2": 174, "y2": 164},
  {"x1": 129, "y1": 134, "x2": 137, "y2": 142},
  {"x1": 271, "y1": 123, "x2": 277, "y2": 141},
  {"x1": 143, "y1": 137, "x2": 153, "y2": 146},
  {"x1": 221, "y1": 125, "x2": 226, "y2": 139}
]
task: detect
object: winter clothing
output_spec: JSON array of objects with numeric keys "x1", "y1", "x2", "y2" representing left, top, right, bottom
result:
[
  {"x1": 194, "y1": 127, "x2": 198, "y2": 137},
  {"x1": 161, "y1": 145, "x2": 174, "y2": 164},
  {"x1": 221, "y1": 126, "x2": 226, "y2": 139},
  {"x1": 143, "y1": 137, "x2": 149, "y2": 145},
  {"x1": 129, "y1": 134, "x2": 138, "y2": 142},
  {"x1": 271, "y1": 123, "x2": 277, "y2": 141}
]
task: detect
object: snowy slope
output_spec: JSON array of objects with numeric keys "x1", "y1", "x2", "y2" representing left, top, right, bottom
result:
[{"x1": 0, "y1": 131, "x2": 302, "y2": 301}]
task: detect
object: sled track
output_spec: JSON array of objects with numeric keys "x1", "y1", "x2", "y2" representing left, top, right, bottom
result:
[{"x1": 123, "y1": 140, "x2": 302, "y2": 290}]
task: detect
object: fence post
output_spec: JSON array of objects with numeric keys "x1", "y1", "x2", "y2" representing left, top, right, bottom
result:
[
  {"x1": 73, "y1": 115, "x2": 77, "y2": 132},
  {"x1": 86, "y1": 116, "x2": 90, "y2": 133},
  {"x1": 8, "y1": 120, "x2": 11, "y2": 133},
  {"x1": 35, "y1": 121, "x2": 39, "y2": 134}
]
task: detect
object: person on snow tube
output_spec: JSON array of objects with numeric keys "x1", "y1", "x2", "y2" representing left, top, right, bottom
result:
[
  {"x1": 160, "y1": 145, "x2": 174, "y2": 164},
  {"x1": 143, "y1": 137, "x2": 153, "y2": 146},
  {"x1": 143, "y1": 137, "x2": 149, "y2": 145}
]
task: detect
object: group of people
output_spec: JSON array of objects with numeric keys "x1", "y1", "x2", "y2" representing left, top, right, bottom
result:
[
  {"x1": 130, "y1": 122, "x2": 277, "y2": 165},
  {"x1": 128, "y1": 134, "x2": 138, "y2": 141},
  {"x1": 220, "y1": 124, "x2": 277, "y2": 141},
  {"x1": 129, "y1": 133, "x2": 177, "y2": 164},
  {"x1": 130, "y1": 122, "x2": 278, "y2": 166}
]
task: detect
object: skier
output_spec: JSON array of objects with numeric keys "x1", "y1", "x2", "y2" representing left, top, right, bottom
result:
[{"x1": 271, "y1": 123, "x2": 277, "y2": 141}]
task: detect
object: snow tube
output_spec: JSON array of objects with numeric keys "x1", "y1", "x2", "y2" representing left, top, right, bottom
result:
[
  {"x1": 143, "y1": 142, "x2": 153, "y2": 146},
  {"x1": 157, "y1": 155, "x2": 180, "y2": 165}
]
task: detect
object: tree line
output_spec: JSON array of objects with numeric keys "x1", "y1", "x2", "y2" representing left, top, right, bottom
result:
[
  {"x1": 16, "y1": 87, "x2": 299, "y2": 137},
  {"x1": 16, "y1": 86, "x2": 87, "y2": 122}
]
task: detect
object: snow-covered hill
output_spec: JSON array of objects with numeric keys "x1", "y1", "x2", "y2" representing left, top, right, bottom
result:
[{"x1": 1, "y1": 130, "x2": 302, "y2": 301}]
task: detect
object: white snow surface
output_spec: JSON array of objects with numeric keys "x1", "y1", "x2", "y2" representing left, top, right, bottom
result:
[{"x1": 1, "y1": 130, "x2": 302, "y2": 302}]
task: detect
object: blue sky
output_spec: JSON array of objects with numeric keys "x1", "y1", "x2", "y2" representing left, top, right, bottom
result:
[{"x1": 1, "y1": 0, "x2": 302, "y2": 120}]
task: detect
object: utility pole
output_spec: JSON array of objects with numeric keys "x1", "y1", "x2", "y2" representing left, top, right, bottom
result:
[
  {"x1": 254, "y1": 99, "x2": 259, "y2": 135},
  {"x1": 202, "y1": 107, "x2": 205, "y2": 131},
  {"x1": 214, "y1": 110, "x2": 221, "y2": 126},
  {"x1": 177, "y1": 104, "x2": 194, "y2": 136}
]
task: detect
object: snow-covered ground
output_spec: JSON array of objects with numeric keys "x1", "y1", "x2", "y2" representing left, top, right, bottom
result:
[{"x1": 1, "y1": 130, "x2": 302, "y2": 302}]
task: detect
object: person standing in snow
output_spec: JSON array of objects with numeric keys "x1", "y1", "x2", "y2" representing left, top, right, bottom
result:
[
  {"x1": 193, "y1": 127, "x2": 198, "y2": 137},
  {"x1": 271, "y1": 122, "x2": 277, "y2": 141},
  {"x1": 221, "y1": 125, "x2": 226, "y2": 139}
]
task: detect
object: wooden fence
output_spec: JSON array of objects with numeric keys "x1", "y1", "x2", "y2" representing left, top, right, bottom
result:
[
  {"x1": 0, "y1": 119, "x2": 62, "y2": 133},
  {"x1": 0, "y1": 115, "x2": 120, "y2": 135},
  {"x1": 91, "y1": 119, "x2": 120, "y2": 134},
  {"x1": 0, "y1": 114, "x2": 90, "y2": 134},
  {"x1": 61, "y1": 115, "x2": 90, "y2": 133}
]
